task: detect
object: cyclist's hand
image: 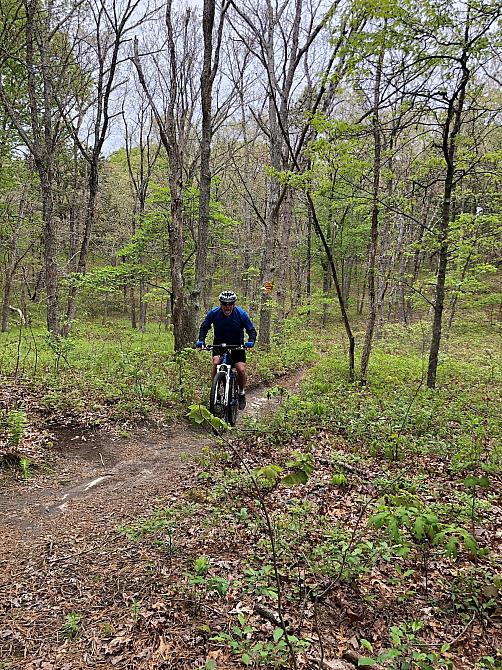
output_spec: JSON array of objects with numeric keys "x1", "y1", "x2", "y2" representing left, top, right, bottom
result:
[
  {"x1": 245, "y1": 341, "x2": 255, "y2": 349},
  {"x1": 196, "y1": 340, "x2": 205, "y2": 349}
]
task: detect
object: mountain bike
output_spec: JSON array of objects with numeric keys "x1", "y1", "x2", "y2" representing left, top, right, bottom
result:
[{"x1": 206, "y1": 344, "x2": 244, "y2": 427}]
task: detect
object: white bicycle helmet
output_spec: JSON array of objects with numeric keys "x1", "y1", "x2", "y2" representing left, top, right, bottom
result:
[{"x1": 219, "y1": 290, "x2": 237, "y2": 305}]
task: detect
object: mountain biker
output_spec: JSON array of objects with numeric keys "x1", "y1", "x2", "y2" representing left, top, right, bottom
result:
[{"x1": 196, "y1": 290, "x2": 257, "y2": 410}]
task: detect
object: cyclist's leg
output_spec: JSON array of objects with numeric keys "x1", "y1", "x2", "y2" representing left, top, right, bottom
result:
[
  {"x1": 211, "y1": 345, "x2": 223, "y2": 379},
  {"x1": 212, "y1": 355, "x2": 221, "y2": 379},
  {"x1": 234, "y1": 362, "x2": 247, "y2": 392},
  {"x1": 230, "y1": 349, "x2": 247, "y2": 392}
]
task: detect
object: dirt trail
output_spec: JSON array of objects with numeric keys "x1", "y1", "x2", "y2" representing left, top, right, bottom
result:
[{"x1": 0, "y1": 369, "x2": 305, "y2": 545}]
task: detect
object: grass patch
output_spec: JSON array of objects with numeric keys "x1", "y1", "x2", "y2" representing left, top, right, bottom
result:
[{"x1": 0, "y1": 316, "x2": 320, "y2": 426}]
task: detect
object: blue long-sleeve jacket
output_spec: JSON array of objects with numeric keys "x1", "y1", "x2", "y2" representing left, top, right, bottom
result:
[{"x1": 198, "y1": 306, "x2": 257, "y2": 346}]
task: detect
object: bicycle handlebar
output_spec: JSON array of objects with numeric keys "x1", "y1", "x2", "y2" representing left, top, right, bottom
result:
[{"x1": 201, "y1": 343, "x2": 245, "y2": 350}]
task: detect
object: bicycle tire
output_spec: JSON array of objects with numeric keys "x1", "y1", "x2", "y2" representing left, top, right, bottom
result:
[
  {"x1": 209, "y1": 371, "x2": 228, "y2": 420},
  {"x1": 227, "y1": 372, "x2": 238, "y2": 426}
]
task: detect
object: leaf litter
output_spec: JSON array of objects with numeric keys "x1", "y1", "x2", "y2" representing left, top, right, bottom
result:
[{"x1": 0, "y1": 368, "x2": 501, "y2": 669}]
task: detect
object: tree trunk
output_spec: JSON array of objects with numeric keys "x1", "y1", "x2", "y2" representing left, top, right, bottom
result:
[
  {"x1": 427, "y1": 50, "x2": 469, "y2": 388},
  {"x1": 306, "y1": 209, "x2": 312, "y2": 315},
  {"x1": 39, "y1": 169, "x2": 60, "y2": 333},
  {"x1": 139, "y1": 279, "x2": 147, "y2": 330},
  {"x1": 193, "y1": 0, "x2": 215, "y2": 328},
  {"x1": 360, "y1": 42, "x2": 384, "y2": 384},
  {"x1": 1, "y1": 274, "x2": 13, "y2": 332},
  {"x1": 63, "y1": 164, "x2": 98, "y2": 335},
  {"x1": 275, "y1": 188, "x2": 294, "y2": 331},
  {"x1": 130, "y1": 286, "x2": 137, "y2": 329}
]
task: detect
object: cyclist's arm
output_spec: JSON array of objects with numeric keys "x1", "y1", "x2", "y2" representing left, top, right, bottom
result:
[
  {"x1": 198, "y1": 311, "x2": 214, "y2": 342},
  {"x1": 241, "y1": 310, "x2": 257, "y2": 343}
]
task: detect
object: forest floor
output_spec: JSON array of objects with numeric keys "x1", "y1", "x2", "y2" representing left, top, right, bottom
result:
[
  {"x1": 1, "y1": 325, "x2": 501, "y2": 670},
  {"x1": 0, "y1": 369, "x2": 312, "y2": 669}
]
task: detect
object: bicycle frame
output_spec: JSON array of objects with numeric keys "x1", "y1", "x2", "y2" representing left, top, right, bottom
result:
[
  {"x1": 206, "y1": 344, "x2": 243, "y2": 426},
  {"x1": 216, "y1": 353, "x2": 233, "y2": 407}
]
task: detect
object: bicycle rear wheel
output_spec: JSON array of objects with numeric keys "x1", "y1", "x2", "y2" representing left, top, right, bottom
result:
[{"x1": 209, "y1": 371, "x2": 227, "y2": 420}]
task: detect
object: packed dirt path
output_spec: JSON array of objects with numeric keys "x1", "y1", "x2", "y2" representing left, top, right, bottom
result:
[
  {"x1": 1, "y1": 369, "x2": 309, "y2": 669},
  {"x1": 1, "y1": 368, "x2": 306, "y2": 548}
]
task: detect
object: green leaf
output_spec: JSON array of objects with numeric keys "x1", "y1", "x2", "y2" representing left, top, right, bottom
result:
[
  {"x1": 206, "y1": 660, "x2": 217, "y2": 670},
  {"x1": 241, "y1": 653, "x2": 252, "y2": 666},
  {"x1": 463, "y1": 533, "x2": 478, "y2": 554},
  {"x1": 210, "y1": 415, "x2": 227, "y2": 431},
  {"x1": 361, "y1": 639, "x2": 374, "y2": 653},
  {"x1": 445, "y1": 537, "x2": 459, "y2": 557},
  {"x1": 273, "y1": 627, "x2": 284, "y2": 642},
  {"x1": 253, "y1": 465, "x2": 283, "y2": 483},
  {"x1": 413, "y1": 516, "x2": 426, "y2": 540},
  {"x1": 358, "y1": 658, "x2": 377, "y2": 666},
  {"x1": 369, "y1": 511, "x2": 389, "y2": 528},
  {"x1": 187, "y1": 404, "x2": 208, "y2": 424},
  {"x1": 281, "y1": 471, "x2": 308, "y2": 487},
  {"x1": 462, "y1": 475, "x2": 490, "y2": 488}
]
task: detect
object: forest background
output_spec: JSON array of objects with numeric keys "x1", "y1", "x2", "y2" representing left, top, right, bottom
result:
[{"x1": 0, "y1": 0, "x2": 501, "y2": 667}]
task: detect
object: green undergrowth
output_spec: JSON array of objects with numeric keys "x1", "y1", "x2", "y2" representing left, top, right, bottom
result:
[
  {"x1": 0, "y1": 317, "x2": 319, "y2": 427},
  {"x1": 123, "y1": 313, "x2": 499, "y2": 668},
  {"x1": 15, "y1": 311, "x2": 497, "y2": 667},
  {"x1": 252, "y1": 318, "x2": 501, "y2": 468}
]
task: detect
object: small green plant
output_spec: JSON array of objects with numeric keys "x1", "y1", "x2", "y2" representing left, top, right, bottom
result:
[
  {"x1": 188, "y1": 556, "x2": 230, "y2": 597},
  {"x1": 45, "y1": 332, "x2": 75, "y2": 371},
  {"x1": 19, "y1": 456, "x2": 31, "y2": 480},
  {"x1": 243, "y1": 565, "x2": 278, "y2": 600},
  {"x1": 358, "y1": 620, "x2": 453, "y2": 669},
  {"x1": 197, "y1": 660, "x2": 217, "y2": 670},
  {"x1": 7, "y1": 409, "x2": 27, "y2": 447},
  {"x1": 211, "y1": 613, "x2": 309, "y2": 667},
  {"x1": 62, "y1": 611, "x2": 82, "y2": 638},
  {"x1": 130, "y1": 597, "x2": 142, "y2": 621},
  {"x1": 448, "y1": 568, "x2": 500, "y2": 620},
  {"x1": 477, "y1": 655, "x2": 501, "y2": 669},
  {"x1": 194, "y1": 555, "x2": 209, "y2": 575},
  {"x1": 188, "y1": 404, "x2": 228, "y2": 432},
  {"x1": 331, "y1": 472, "x2": 348, "y2": 486},
  {"x1": 369, "y1": 501, "x2": 479, "y2": 558}
]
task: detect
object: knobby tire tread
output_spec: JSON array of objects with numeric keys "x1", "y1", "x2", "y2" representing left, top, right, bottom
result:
[
  {"x1": 210, "y1": 371, "x2": 227, "y2": 421},
  {"x1": 227, "y1": 373, "x2": 238, "y2": 426}
]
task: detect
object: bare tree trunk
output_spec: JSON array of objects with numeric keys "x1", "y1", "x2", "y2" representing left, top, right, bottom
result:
[
  {"x1": 360, "y1": 42, "x2": 384, "y2": 384},
  {"x1": 139, "y1": 278, "x2": 147, "y2": 330},
  {"x1": 1, "y1": 273, "x2": 14, "y2": 332},
  {"x1": 1, "y1": 191, "x2": 28, "y2": 332},
  {"x1": 427, "y1": 49, "x2": 469, "y2": 388},
  {"x1": 306, "y1": 208, "x2": 312, "y2": 315},
  {"x1": 193, "y1": 0, "x2": 228, "y2": 329},
  {"x1": 39, "y1": 169, "x2": 59, "y2": 333},
  {"x1": 63, "y1": 164, "x2": 98, "y2": 334},
  {"x1": 275, "y1": 188, "x2": 294, "y2": 330},
  {"x1": 130, "y1": 286, "x2": 137, "y2": 329}
]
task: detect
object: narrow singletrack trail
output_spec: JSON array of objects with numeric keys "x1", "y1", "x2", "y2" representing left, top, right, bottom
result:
[
  {"x1": 0, "y1": 367, "x2": 308, "y2": 669},
  {"x1": 0, "y1": 368, "x2": 306, "y2": 545}
]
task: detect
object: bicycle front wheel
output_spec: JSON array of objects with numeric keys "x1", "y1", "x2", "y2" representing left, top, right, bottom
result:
[
  {"x1": 227, "y1": 373, "x2": 238, "y2": 426},
  {"x1": 209, "y1": 371, "x2": 228, "y2": 420}
]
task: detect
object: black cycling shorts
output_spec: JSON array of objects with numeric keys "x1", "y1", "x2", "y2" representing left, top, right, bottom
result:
[{"x1": 213, "y1": 346, "x2": 246, "y2": 364}]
